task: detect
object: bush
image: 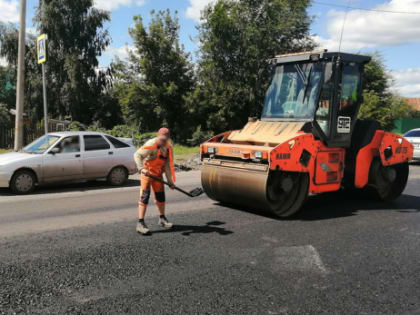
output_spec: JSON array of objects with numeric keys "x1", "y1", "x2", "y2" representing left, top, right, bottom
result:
[
  {"x1": 359, "y1": 92, "x2": 413, "y2": 130},
  {"x1": 133, "y1": 132, "x2": 157, "y2": 147},
  {"x1": 107, "y1": 125, "x2": 138, "y2": 138},
  {"x1": 187, "y1": 126, "x2": 214, "y2": 146},
  {"x1": 87, "y1": 121, "x2": 107, "y2": 133},
  {"x1": 68, "y1": 121, "x2": 87, "y2": 131}
]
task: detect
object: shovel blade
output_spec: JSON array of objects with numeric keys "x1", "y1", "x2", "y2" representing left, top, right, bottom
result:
[{"x1": 189, "y1": 187, "x2": 204, "y2": 197}]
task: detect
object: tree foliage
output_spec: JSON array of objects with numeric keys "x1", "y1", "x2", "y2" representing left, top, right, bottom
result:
[
  {"x1": 359, "y1": 55, "x2": 413, "y2": 130},
  {"x1": 113, "y1": 10, "x2": 195, "y2": 142},
  {"x1": 0, "y1": 24, "x2": 43, "y2": 121},
  {"x1": 33, "y1": 0, "x2": 113, "y2": 123},
  {"x1": 0, "y1": 103, "x2": 11, "y2": 128},
  {"x1": 0, "y1": 65, "x2": 16, "y2": 110},
  {"x1": 0, "y1": 1, "x2": 117, "y2": 127},
  {"x1": 187, "y1": 0, "x2": 315, "y2": 135}
]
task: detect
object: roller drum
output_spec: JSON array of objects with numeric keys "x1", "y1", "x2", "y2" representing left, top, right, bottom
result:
[
  {"x1": 201, "y1": 161, "x2": 271, "y2": 211},
  {"x1": 201, "y1": 158, "x2": 310, "y2": 217}
]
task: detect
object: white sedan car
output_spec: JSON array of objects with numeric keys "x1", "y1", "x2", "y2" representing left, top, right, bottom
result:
[
  {"x1": 404, "y1": 128, "x2": 420, "y2": 161},
  {"x1": 0, "y1": 132, "x2": 138, "y2": 194}
]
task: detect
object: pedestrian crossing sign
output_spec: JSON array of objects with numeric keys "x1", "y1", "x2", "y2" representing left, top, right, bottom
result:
[{"x1": 37, "y1": 34, "x2": 47, "y2": 64}]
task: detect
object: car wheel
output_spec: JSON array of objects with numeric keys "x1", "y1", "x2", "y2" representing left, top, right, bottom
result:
[
  {"x1": 107, "y1": 166, "x2": 128, "y2": 186},
  {"x1": 10, "y1": 170, "x2": 36, "y2": 194}
]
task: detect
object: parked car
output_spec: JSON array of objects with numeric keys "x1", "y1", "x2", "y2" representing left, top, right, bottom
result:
[
  {"x1": 404, "y1": 128, "x2": 420, "y2": 161},
  {"x1": 0, "y1": 132, "x2": 138, "y2": 194}
]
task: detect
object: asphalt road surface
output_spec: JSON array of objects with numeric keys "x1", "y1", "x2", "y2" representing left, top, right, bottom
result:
[{"x1": 1, "y1": 165, "x2": 420, "y2": 314}]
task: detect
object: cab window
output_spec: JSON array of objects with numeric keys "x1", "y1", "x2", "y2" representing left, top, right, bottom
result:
[
  {"x1": 315, "y1": 74, "x2": 334, "y2": 137},
  {"x1": 262, "y1": 62, "x2": 324, "y2": 119},
  {"x1": 339, "y1": 63, "x2": 361, "y2": 118}
]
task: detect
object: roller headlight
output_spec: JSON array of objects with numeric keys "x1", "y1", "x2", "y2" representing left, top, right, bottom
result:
[
  {"x1": 254, "y1": 151, "x2": 263, "y2": 159},
  {"x1": 208, "y1": 147, "x2": 217, "y2": 154}
]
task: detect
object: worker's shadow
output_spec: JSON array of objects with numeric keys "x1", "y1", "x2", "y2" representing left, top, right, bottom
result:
[{"x1": 153, "y1": 220, "x2": 233, "y2": 236}]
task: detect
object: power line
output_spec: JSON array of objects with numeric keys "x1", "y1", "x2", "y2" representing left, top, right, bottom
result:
[
  {"x1": 313, "y1": 1, "x2": 420, "y2": 15},
  {"x1": 338, "y1": 0, "x2": 351, "y2": 53}
]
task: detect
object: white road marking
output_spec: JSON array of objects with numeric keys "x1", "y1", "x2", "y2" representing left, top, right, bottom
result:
[{"x1": 272, "y1": 245, "x2": 329, "y2": 274}]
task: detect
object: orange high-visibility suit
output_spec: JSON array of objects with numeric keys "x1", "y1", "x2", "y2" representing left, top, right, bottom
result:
[{"x1": 134, "y1": 138, "x2": 176, "y2": 208}]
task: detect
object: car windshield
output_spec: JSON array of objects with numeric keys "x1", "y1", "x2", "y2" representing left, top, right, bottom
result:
[
  {"x1": 404, "y1": 130, "x2": 420, "y2": 138},
  {"x1": 23, "y1": 135, "x2": 61, "y2": 154},
  {"x1": 262, "y1": 62, "x2": 324, "y2": 119}
]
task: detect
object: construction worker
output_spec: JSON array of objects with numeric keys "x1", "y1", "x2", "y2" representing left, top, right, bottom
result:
[{"x1": 134, "y1": 128, "x2": 176, "y2": 235}]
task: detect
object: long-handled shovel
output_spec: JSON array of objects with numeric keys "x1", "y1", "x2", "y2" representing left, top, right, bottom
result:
[{"x1": 145, "y1": 173, "x2": 204, "y2": 198}]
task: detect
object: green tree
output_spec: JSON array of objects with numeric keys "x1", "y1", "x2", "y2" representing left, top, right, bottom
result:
[
  {"x1": 359, "y1": 55, "x2": 413, "y2": 130},
  {"x1": 187, "y1": 0, "x2": 315, "y2": 136},
  {"x1": 363, "y1": 55, "x2": 389, "y2": 96},
  {"x1": 89, "y1": 67, "x2": 123, "y2": 129},
  {"x1": 0, "y1": 66, "x2": 16, "y2": 110},
  {"x1": 114, "y1": 10, "x2": 195, "y2": 142},
  {"x1": 33, "y1": 0, "x2": 112, "y2": 124},
  {"x1": 0, "y1": 24, "x2": 43, "y2": 121},
  {"x1": 0, "y1": 103, "x2": 11, "y2": 128}
]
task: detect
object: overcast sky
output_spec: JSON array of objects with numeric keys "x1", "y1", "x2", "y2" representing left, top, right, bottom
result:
[{"x1": 1, "y1": 0, "x2": 420, "y2": 97}]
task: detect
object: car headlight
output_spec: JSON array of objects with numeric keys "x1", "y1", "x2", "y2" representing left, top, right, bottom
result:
[{"x1": 254, "y1": 151, "x2": 263, "y2": 159}]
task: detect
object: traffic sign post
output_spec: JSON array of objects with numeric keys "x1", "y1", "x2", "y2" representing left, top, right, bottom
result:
[
  {"x1": 37, "y1": 34, "x2": 47, "y2": 64},
  {"x1": 37, "y1": 34, "x2": 48, "y2": 134}
]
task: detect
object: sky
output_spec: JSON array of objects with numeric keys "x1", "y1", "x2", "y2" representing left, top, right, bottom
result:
[{"x1": 1, "y1": 0, "x2": 420, "y2": 97}]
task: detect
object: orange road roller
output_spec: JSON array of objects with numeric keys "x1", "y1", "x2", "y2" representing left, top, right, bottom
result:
[{"x1": 200, "y1": 51, "x2": 414, "y2": 217}]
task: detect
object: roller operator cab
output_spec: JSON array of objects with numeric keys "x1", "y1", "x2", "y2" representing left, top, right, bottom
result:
[{"x1": 200, "y1": 51, "x2": 414, "y2": 217}]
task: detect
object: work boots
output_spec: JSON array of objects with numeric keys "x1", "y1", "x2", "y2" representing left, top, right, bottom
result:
[
  {"x1": 136, "y1": 221, "x2": 150, "y2": 235},
  {"x1": 158, "y1": 216, "x2": 173, "y2": 228}
]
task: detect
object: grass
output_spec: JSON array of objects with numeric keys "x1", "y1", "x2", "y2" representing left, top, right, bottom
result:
[
  {"x1": 0, "y1": 149, "x2": 12, "y2": 154},
  {"x1": 173, "y1": 145, "x2": 200, "y2": 164}
]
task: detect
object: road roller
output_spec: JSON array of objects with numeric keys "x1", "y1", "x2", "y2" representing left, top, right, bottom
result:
[{"x1": 200, "y1": 51, "x2": 414, "y2": 217}]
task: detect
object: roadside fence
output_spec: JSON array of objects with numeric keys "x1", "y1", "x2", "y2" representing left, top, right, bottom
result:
[{"x1": 0, "y1": 125, "x2": 45, "y2": 149}]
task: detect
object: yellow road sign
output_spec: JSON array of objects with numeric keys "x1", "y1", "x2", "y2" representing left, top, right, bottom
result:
[{"x1": 37, "y1": 34, "x2": 47, "y2": 64}]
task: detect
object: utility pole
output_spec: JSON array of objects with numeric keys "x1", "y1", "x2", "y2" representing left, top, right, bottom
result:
[{"x1": 14, "y1": 0, "x2": 27, "y2": 151}]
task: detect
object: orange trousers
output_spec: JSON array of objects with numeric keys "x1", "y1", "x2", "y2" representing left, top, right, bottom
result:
[{"x1": 139, "y1": 173, "x2": 165, "y2": 207}]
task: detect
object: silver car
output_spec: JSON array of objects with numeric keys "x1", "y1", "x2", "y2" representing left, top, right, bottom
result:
[
  {"x1": 404, "y1": 128, "x2": 420, "y2": 161},
  {"x1": 0, "y1": 132, "x2": 138, "y2": 194}
]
